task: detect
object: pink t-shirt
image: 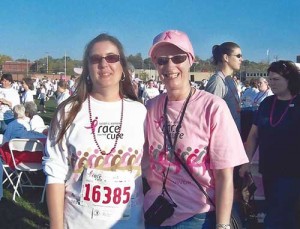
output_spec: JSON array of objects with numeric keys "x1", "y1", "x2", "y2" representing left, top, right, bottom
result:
[{"x1": 143, "y1": 89, "x2": 248, "y2": 226}]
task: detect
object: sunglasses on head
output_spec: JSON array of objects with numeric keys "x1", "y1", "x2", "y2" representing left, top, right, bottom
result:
[
  {"x1": 89, "y1": 54, "x2": 120, "y2": 64},
  {"x1": 231, "y1": 54, "x2": 243, "y2": 58},
  {"x1": 156, "y1": 54, "x2": 187, "y2": 65}
]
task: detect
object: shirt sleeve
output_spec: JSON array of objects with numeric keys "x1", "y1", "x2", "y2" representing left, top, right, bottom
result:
[
  {"x1": 205, "y1": 75, "x2": 226, "y2": 99},
  {"x1": 42, "y1": 111, "x2": 70, "y2": 184},
  {"x1": 208, "y1": 99, "x2": 249, "y2": 169}
]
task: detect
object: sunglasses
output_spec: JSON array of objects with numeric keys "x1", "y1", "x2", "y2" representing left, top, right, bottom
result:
[
  {"x1": 89, "y1": 54, "x2": 120, "y2": 64},
  {"x1": 231, "y1": 54, "x2": 243, "y2": 58},
  {"x1": 156, "y1": 54, "x2": 187, "y2": 65}
]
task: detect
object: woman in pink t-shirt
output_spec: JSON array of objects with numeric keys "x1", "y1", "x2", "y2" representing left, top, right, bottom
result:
[{"x1": 143, "y1": 30, "x2": 248, "y2": 229}]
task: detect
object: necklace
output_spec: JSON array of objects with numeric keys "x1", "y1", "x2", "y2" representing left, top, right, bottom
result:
[
  {"x1": 87, "y1": 95, "x2": 124, "y2": 155},
  {"x1": 269, "y1": 95, "x2": 296, "y2": 127}
]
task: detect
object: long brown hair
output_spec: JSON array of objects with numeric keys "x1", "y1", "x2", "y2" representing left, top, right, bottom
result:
[{"x1": 49, "y1": 33, "x2": 138, "y2": 147}]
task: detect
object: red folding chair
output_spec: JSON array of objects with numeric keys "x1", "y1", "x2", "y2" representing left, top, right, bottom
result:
[{"x1": 8, "y1": 138, "x2": 46, "y2": 202}]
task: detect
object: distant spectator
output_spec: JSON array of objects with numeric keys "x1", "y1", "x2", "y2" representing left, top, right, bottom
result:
[
  {"x1": 252, "y1": 77, "x2": 273, "y2": 107},
  {"x1": 241, "y1": 78, "x2": 259, "y2": 108},
  {"x1": 37, "y1": 84, "x2": 47, "y2": 113},
  {"x1": 56, "y1": 80, "x2": 70, "y2": 106},
  {"x1": 2, "y1": 104, "x2": 46, "y2": 144},
  {"x1": 0, "y1": 73, "x2": 20, "y2": 133},
  {"x1": 142, "y1": 79, "x2": 160, "y2": 104},
  {"x1": 128, "y1": 62, "x2": 139, "y2": 97},
  {"x1": 68, "y1": 76, "x2": 76, "y2": 95},
  {"x1": 20, "y1": 77, "x2": 35, "y2": 104},
  {"x1": 24, "y1": 101, "x2": 47, "y2": 133}
]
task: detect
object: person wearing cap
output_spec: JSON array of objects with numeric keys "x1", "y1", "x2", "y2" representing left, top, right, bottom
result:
[
  {"x1": 142, "y1": 30, "x2": 248, "y2": 228},
  {"x1": 0, "y1": 73, "x2": 21, "y2": 133},
  {"x1": 205, "y1": 42, "x2": 243, "y2": 133}
]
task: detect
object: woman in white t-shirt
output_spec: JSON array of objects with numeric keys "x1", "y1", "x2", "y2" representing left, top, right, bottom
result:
[
  {"x1": 24, "y1": 101, "x2": 47, "y2": 133},
  {"x1": 56, "y1": 80, "x2": 70, "y2": 106},
  {"x1": 252, "y1": 76, "x2": 273, "y2": 108},
  {"x1": 43, "y1": 33, "x2": 146, "y2": 229},
  {"x1": 21, "y1": 77, "x2": 35, "y2": 104},
  {"x1": 0, "y1": 73, "x2": 20, "y2": 133}
]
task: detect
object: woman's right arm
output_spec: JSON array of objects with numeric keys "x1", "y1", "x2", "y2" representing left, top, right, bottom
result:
[
  {"x1": 46, "y1": 183, "x2": 65, "y2": 229},
  {"x1": 239, "y1": 124, "x2": 259, "y2": 177}
]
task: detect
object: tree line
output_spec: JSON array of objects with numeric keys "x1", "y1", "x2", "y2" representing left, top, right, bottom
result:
[{"x1": 0, "y1": 53, "x2": 269, "y2": 78}]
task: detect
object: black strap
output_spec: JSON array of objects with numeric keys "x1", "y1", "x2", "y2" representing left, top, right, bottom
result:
[
  {"x1": 172, "y1": 151, "x2": 215, "y2": 207},
  {"x1": 164, "y1": 88, "x2": 192, "y2": 152},
  {"x1": 163, "y1": 87, "x2": 216, "y2": 207},
  {"x1": 160, "y1": 88, "x2": 192, "y2": 206}
]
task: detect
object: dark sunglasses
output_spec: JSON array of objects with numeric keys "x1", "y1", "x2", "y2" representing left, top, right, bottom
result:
[
  {"x1": 231, "y1": 54, "x2": 243, "y2": 58},
  {"x1": 89, "y1": 54, "x2": 120, "y2": 64},
  {"x1": 156, "y1": 54, "x2": 187, "y2": 65}
]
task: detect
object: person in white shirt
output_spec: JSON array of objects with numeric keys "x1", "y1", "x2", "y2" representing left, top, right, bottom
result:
[
  {"x1": 38, "y1": 84, "x2": 47, "y2": 113},
  {"x1": 0, "y1": 73, "x2": 20, "y2": 133},
  {"x1": 241, "y1": 78, "x2": 259, "y2": 108},
  {"x1": 142, "y1": 79, "x2": 160, "y2": 104},
  {"x1": 2, "y1": 104, "x2": 46, "y2": 144},
  {"x1": 43, "y1": 33, "x2": 146, "y2": 229},
  {"x1": 21, "y1": 77, "x2": 35, "y2": 104},
  {"x1": 56, "y1": 80, "x2": 70, "y2": 106},
  {"x1": 24, "y1": 101, "x2": 47, "y2": 133},
  {"x1": 252, "y1": 76, "x2": 273, "y2": 107}
]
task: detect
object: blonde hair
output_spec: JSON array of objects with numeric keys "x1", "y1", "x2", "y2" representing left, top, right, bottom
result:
[{"x1": 13, "y1": 104, "x2": 26, "y2": 119}]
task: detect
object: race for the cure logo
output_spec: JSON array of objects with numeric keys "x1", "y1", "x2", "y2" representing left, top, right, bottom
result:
[
  {"x1": 85, "y1": 117, "x2": 123, "y2": 140},
  {"x1": 154, "y1": 115, "x2": 185, "y2": 139},
  {"x1": 88, "y1": 170, "x2": 103, "y2": 182}
]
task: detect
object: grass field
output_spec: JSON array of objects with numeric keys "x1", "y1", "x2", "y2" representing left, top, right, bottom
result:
[{"x1": 0, "y1": 97, "x2": 57, "y2": 229}]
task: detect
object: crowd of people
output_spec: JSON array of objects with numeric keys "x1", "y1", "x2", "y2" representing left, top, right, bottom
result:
[{"x1": 0, "y1": 30, "x2": 299, "y2": 229}]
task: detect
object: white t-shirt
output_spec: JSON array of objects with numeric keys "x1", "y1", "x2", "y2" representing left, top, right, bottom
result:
[
  {"x1": 21, "y1": 90, "x2": 35, "y2": 104},
  {"x1": 56, "y1": 91, "x2": 70, "y2": 106},
  {"x1": 0, "y1": 87, "x2": 21, "y2": 120},
  {"x1": 43, "y1": 98, "x2": 146, "y2": 229},
  {"x1": 30, "y1": 115, "x2": 46, "y2": 133},
  {"x1": 142, "y1": 87, "x2": 160, "y2": 104}
]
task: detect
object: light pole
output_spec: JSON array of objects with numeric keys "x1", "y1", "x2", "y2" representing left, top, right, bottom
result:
[
  {"x1": 64, "y1": 52, "x2": 67, "y2": 77},
  {"x1": 193, "y1": 61, "x2": 199, "y2": 72},
  {"x1": 26, "y1": 58, "x2": 29, "y2": 76},
  {"x1": 45, "y1": 52, "x2": 49, "y2": 74}
]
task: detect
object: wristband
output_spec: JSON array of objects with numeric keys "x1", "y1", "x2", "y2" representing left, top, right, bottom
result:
[{"x1": 216, "y1": 223, "x2": 230, "y2": 229}]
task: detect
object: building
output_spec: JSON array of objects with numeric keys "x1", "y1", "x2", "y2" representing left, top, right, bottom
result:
[
  {"x1": 2, "y1": 61, "x2": 35, "y2": 74},
  {"x1": 135, "y1": 69, "x2": 213, "y2": 82},
  {"x1": 1, "y1": 61, "x2": 70, "y2": 81}
]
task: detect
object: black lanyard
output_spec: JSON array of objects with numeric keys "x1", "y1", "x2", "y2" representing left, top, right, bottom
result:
[
  {"x1": 163, "y1": 88, "x2": 192, "y2": 153},
  {"x1": 160, "y1": 88, "x2": 192, "y2": 203}
]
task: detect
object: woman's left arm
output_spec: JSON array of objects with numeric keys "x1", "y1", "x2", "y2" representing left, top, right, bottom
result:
[{"x1": 213, "y1": 167, "x2": 234, "y2": 225}]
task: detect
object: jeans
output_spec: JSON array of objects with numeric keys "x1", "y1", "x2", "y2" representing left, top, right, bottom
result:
[
  {"x1": 145, "y1": 211, "x2": 216, "y2": 229},
  {"x1": 263, "y1": 176, "x2": 300, "y2": 229}
]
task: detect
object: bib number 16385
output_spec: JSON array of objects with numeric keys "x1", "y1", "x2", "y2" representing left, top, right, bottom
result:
[{"x1": 83, "y1": 184, "x2": 131, "y2": 205}]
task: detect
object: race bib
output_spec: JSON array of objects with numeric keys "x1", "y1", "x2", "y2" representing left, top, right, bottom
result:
[{"x1": 80, "y1": 168, "x2": 134, "y2": 220}]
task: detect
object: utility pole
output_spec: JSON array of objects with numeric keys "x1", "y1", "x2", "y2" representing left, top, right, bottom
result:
[{"x1": 64, "y1": 52, "x2": 67, "y2": 77}]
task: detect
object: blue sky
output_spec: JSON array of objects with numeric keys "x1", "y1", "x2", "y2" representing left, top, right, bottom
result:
[{"x1": 1, "y1": 0, "x2": 299, "y2": 63}]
